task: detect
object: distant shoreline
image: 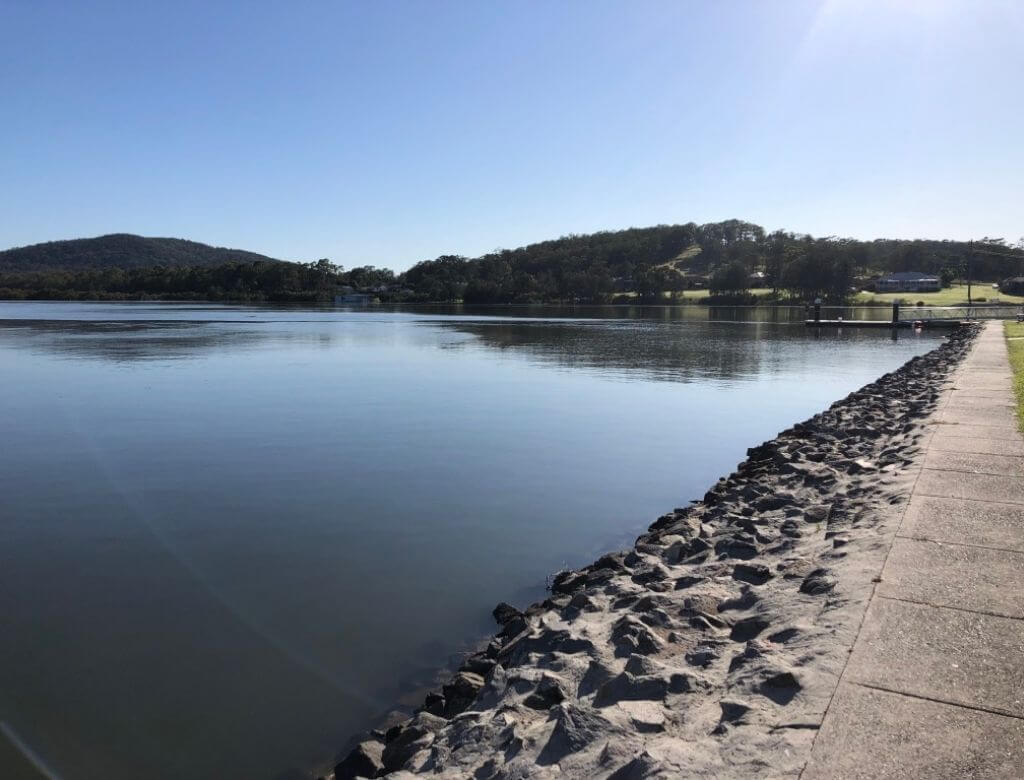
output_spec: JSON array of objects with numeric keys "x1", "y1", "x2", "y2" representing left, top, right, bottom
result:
[{"x1": 1, "y1": 297, "x2": 1018, "y2": 309}]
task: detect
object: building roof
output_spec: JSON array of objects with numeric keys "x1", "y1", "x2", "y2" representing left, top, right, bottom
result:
[{"x1": 881, "y1": 271, "x2": 939, "y2": 281}]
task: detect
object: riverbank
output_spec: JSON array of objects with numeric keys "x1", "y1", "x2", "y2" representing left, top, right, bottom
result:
[{"x1": 328, "y1": 324, "x2": 978, "y2": 779}]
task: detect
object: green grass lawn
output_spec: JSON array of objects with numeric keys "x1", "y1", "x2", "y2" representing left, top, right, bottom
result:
[
  {"x1": 620, "y1": 283, "x2": 1024, "y2": 306},
  {"x1": 1004, "y1": 321, "x2": 1024, "y2": 431},
  {"x1": 674, "y1": 287, "x2": 774, "y2": 301},
  {"x1": 856, "y1": 283, "x2": 1024, "y2": 306}
]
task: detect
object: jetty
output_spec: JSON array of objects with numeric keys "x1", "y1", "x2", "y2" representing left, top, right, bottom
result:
[
  {"x1": 804, "y1": 318, "x2": 963, "y2": 328},
  {"x1": 805, "y1": 300, "x2": 1019, "y2": 328}
]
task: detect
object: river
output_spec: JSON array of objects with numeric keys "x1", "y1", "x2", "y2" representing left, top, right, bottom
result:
[{"x1": 0, "y1": 302, "x2": 944, "y2": 778}]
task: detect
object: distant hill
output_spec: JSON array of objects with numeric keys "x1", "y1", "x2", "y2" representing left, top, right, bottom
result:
[
  {"x1": 3, "y1": 223, "x2": 1021, "y2": 304},
  {"x1": 0, "y1": 234, "x2": 285, "y2": 272},
  {"x1": 400, "y1": 220, "x2": 1024, "y2": 303}
]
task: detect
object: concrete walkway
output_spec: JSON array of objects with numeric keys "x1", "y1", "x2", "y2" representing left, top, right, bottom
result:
[{"x1": 803, "y1": 321, "x2": 1024, "y2": 779}]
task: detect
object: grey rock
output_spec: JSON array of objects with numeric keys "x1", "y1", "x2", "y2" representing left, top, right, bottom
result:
[
  {"x1": 421, "y1": 691, "x2": 445, "y2": 717},
  {"x1": 462, "y1": 653, "x2": 497, "y2": 676},
  {"x1": 577, "y1": 659, "x2": 615, "y2": 697},
  {"x1": 594, "y1": 671, "x2": 668, "y2": 706},
  {"x1": 498, "y1": 615, "x2": 529, "y2": 640},
  {"x1": 780, "y1": 518, "x2": 802, "y2": 538},
  {"x1": 595, "y1": 552, "x2": 629, "y2": 571},
  {"x1": 623, "y1": 654, "x2": 662, "y2": 677},
  {"x1": 799, "y1": 568, "x2": 838, "y2": 595},
  {"x1": 536, "y1": 703, "x2": 614, "y2": 765},
  {"x1": 500, "y1": 628, "x2": 597, "y2": 664},
  {"x1": 492, "y1": 602, "x2": 523, "y2": 626},
  {"x1": 674, "y1": 575, "x2": 704, "y2": 590},
  {"x1": 732, "y1": 562, "x2": 773, "y2": 585},
  {"x1": 631, "y1": 563, "x2": 670, "y2": 585},
  {"x1": 730, "y1": 615, "x2": 771, "y2": 641},
  {"x1": 756, "y1": 494, "x2": 793, "y2": 511},
  {"x1": 568, "y1": 592, "x2": 598, "y2": 611},
  {"x1": 804, "y1": 503, "x2": 831, "y2": 523},
  {"x1": 585, "y1": 568, "x2": 616, "y2": 587},
  {"x1": 758, "y1": 668, "x2": 802, "y2": 705},
  {"x1": 728, "y1": 640, "x2": 770, "y2": 672},
  {"x1": 714, "y1": 698, "x2": 753, "y2": 733},
  {"x1": 551, "y1": 570, "x2": 586, "y2": 594},
  {"x1": 685, "y1": 644, "x2": 721, "y2": 667},
  {"x1": 718, "y1": 589, "x2": 759, "y2": 612},
  {"x1": 767, "y1": 626, "x2": 801, "y2": 643},
  {"x1": 335, "y1": 740, "x2": 384, "y2": 780},
  {"x1": 611, "y1": 616, "x2": 662, "y2": 656},
  {"x1": 381, "y1": 715, "x2": 444, "y2": 773},
  {"x1": 715, "y1": 536, "x2": 760, "y2": 560},
  {"x1": 442, "y1": 671, "x2": 485, "y2": 717},
  {"x1": 607, "y1": 750, "x2": 661, "y2": 780},
  {"x1": 522, "y1": 673, "x2": 567, "y2": 710}
]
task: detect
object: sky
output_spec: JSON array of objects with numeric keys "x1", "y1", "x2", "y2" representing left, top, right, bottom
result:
[{"x1": 1, "y1": 0, "x2": 1021, "y2": 270}]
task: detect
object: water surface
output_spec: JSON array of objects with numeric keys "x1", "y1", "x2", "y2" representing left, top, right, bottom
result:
[{"x1": 0, "y1": 302, "x2": 943, "y2": 778}]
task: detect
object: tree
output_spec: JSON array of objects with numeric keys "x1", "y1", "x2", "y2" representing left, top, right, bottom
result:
[
  {"x1": 633, "y1": 267, "x2": 671, "y2": 302},
  {"x1": 764, "y1": 231, "x2": 788, "y2": 293},
  {"x1": 780, "y1": 241, "x2": 854, "y2": 302},
  {"x1": 709, "y1": 261, "x2": 750, "y2": 296}
]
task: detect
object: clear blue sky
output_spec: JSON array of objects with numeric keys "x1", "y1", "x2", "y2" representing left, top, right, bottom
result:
[{"x1": 1, "y1": 0, "x2": 1021, "y2": 269}]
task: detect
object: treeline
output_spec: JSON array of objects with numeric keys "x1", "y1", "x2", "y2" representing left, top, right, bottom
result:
[
  {"x1": 2, "y1": 221, "x2": 1022, "y2": 303},
  {"x1": 0, "y1": 260, "x2": 359, "y2": 302},
  {"x1": 399, "y1": 222, "x2": 1024, "y2": 304}
]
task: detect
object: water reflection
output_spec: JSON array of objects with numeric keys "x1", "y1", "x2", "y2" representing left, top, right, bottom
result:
[{"x1": 445, "y1": 319, "x2": 933, "y2": 384}]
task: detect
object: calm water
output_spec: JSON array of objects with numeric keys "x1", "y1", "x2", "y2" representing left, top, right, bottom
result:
[{"x1": 0, "y1": 302, "x2": 942, "y2": 779}]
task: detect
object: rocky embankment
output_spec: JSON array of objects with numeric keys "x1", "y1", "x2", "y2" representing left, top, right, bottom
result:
[{"x1": 331, "y1": 326, "x2": 977, "y2": 780}]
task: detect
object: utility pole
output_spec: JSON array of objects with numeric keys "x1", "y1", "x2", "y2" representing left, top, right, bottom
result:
[{"x1": 967, "y1": 240, "x2": 973, "y2": 307}]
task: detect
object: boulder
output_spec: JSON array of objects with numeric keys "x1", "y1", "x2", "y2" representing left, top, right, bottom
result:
[
  {"x1": 334, "y1": 740, "x2": 384, "y2": 780},
  {"x1": 499, "y1": 628, "x2": 597, "y2": 664},
  {"x1": 594, "y1": 671, "x2": 668, "y2": 706},
  {"x1": 804, "y1": 504, "x2": 832, "y2": 523},
  {"x1": 421, "y1": 691, "x2": 445, "y2": 717},
  {"x1": 536, "y1": 704, "x2": 614, "y2": 765},
  {"x1": 715, "y1": 536, "x2": 759, "y2": 560},
  {"x1": 799, "y1": 568, "x2": 838, "y2": 595},
  {"x1": 758, "y1": 668, "x2": 802, "y2": 705},
  {"x1": 381, "y1": 715, "x2": 444, "y2": 773},
  {"x1": 611, "y1": 616, "x2": 662, "y2": 656},
  {"x1": 523, "y1": 673, "x2": 568, "y2": 710},
  {"x1": 729, "y1": 615, "x2": 771, "y2": 642},
  {"x1": 551, "y1": 569, "x2": 587, "y2": 594},
  {"x1": 608, "y1": 751, "x2": 661, "y2": 780},
  {"x1": 442, "y1": 671, "x2": 485, "y2": 717},
  {"x1": 732, "y1": 562, "x2": 773, "y2": 585},
  {"x1": 615, "y1": 700, "x2": 666, "y2": 732},
  {"x1": 685, "y1": 644, "x2": 721, "y2": 668},
  {"x1": 461, "y1": 653, "x2": 496, "y2": 676},
  {"x1": 492, "y1": 602, "x2": 523, "y2": 626}
]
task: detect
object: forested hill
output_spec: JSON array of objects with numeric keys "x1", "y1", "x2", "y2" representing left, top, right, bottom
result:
[
  {"x1": 2, "y1": 221, "x2": 1022, "y2": 303},
  {"x1": 0, "y1": 234, "x2": 284, "y2": 272},
  {"x1": 403, "y1": 220, "x2": 1024, "y2": 303}
]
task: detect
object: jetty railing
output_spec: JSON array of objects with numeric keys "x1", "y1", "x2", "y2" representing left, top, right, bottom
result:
[
  {"x1": 806, "y1": 300, "x2": 1024, "y2": 319},
  {"x1": 898, "y1": 304, "x2": 1021, "y2": 321},
  {"x1": 804, "y1": 302, "x2": 1022, "y2": 328}
]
